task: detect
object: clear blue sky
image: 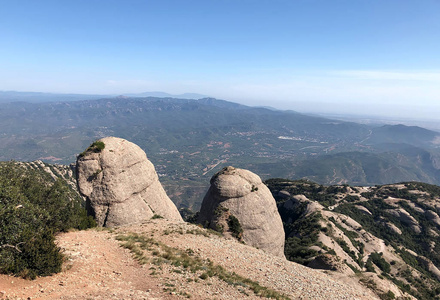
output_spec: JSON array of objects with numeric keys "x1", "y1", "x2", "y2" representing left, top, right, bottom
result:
[{"x1": 1, "y1": 0, "x2": 439, "y2": 118}]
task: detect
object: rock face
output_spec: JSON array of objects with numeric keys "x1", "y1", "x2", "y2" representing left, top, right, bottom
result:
[
  {"x1": 385, "y1": 208, "x2": 421, "y2": 233},
  {"x1": 418, "y1": 256, "x2": 440, "y2": 281},
  {"x1": 198, "y1": 166, "x2": 285, "y2": 258},
  {"x1": 355, "y1": 205, "x2": 372, "y2": 215},
  {"x1": 308, "y1": 254, "x2": 352, "y2": 273},
  {"x1": 76, "y1": 137, "x2": 182, "y2": 227},
  {"x1": 425, "y1": 210, "x2": 440, "y2": 226}
]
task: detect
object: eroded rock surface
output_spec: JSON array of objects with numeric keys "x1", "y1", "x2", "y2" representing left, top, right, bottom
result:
[
  {"x1": 425, "y1": 210, "x2": 440, "y2": 226},
  {"x1": 198, "y1": 166, "x2": 285, "y2": 257},
  {"x1": 385, "y1": 208, "x2": 421, "y2": 233},
  {"x1": 308, "y1": 254, "x2": 352, "y2": 273},
  {"x1": 76, "y1": 137, "x2": 182, "y2": 226}
]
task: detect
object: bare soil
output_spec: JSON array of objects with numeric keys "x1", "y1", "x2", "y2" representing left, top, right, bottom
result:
[{"x1": 0, "y1": 220, "x2": 377, "y2": 299}]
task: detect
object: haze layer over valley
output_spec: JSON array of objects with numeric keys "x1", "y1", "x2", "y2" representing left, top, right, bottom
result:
[{"x1": 1, "y1": 92, "x2": 440, "y2": 210}]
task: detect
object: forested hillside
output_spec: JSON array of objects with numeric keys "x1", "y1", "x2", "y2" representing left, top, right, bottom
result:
[{"x1": 266, "y1": 178, "x2": 440, "y2": 299}]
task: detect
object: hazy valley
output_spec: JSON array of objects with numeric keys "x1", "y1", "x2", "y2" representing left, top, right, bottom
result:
[{"x1": 1, "y1": 94, "x2": 440, "y2": 210}]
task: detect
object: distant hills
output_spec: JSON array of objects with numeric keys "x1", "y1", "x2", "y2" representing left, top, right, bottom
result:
[
  {"x1": 0, "y1": 91, "x2": 107, "y2": 103},
  {"x1": 367, "y1": 124, "x2": 440, "y2": 147},
  {"x1": 0, "y1": 92, "x2": 439, "y2": 209},
  {"x1": 124, "y1": 91, "x2": 208, "y2": 99},
  {"x1": 0, "y1": 90, "x2": 208, "y2": 103}
]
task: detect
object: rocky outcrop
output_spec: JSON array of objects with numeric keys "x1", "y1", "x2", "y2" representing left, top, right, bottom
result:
[
  {"x1": 308, "y1": 254, "x2": 352, "y2": 273},
  {"x1": 385, "y1": 208, "x2": 421, "y2": 234},
  {"x1": 198, "y1": 166, "x2": 285, "y2": 257},
  {"x1": 377, "y1": 217, "x2": 403, "y2": 235},
  {"x1": 355, "y1": 205, "x2": 372, "y2": 215},
  {"x1": 418, "y1": 256, "x2": 440, "y2": 281},
  {"x1": 385, "y1": 222, "x2": 402, "y2": 235},
  {"x1": 425, "y1": 210, "x2": 440, "y2": 226},
  {"x1": 76, "y1": 137, "x2": 182, "y2": 227},
  {"x1": 277, "y1": 190, "x2": 291, "y2": 200}
]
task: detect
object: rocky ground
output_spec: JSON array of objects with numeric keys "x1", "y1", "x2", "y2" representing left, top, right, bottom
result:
[{"x1": 0, "y1": 219, "x2": 377, "y2": 300}]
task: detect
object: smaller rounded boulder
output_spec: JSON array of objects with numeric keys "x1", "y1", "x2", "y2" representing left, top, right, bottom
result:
[{"x1": 198, "y1": 166, "x2": 285, "y2": 258}]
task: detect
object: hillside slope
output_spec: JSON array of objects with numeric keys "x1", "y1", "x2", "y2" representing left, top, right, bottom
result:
[
  {"x1": 266, "y1": 179, "x2": 440, "y2": 299},
  {"x1": 0, "y1": 220, "x2": 376, "y2": 299}
]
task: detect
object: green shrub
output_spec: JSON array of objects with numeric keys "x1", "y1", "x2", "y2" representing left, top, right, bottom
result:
[
  {"x1": 0, "y1": 162, "x2": 95, "y2": 279},
  {"x1": 368, "y1": 252, "x2": 391, "y2": 273},
  {"x1": 344, "y1": 195, "x2": 360, "y2": 202},
  {"x1": 79, "y1": 140, "x2": 105, "y2": 157},
  {"x1": 227, "y1": 215, "x2": 243, "y2": 239},
  {"x1": 90, "y1": 141, "x2": 105, "y2": 152},
  {"x1": 365, "y1": 259, "x2": 375, "y2": 272},
  {"x1": 284, "y1": 237, "x2": 318, "y2": 264},
  {"x1": 379, "y1": 290, "x2": 395, "y2": 300}
]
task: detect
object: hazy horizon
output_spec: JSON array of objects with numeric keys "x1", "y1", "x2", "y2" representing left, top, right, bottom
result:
[
  {"x1": 1, "y1": 1, "x2": 439, "y2": 119},
  {"x1": 4, "y1": 89, "x2": 440, "y2": 131}
]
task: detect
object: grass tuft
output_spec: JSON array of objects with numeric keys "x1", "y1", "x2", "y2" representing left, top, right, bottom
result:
[{"x1": 116, "y1": 232, "x2": 290, "y2": 300}]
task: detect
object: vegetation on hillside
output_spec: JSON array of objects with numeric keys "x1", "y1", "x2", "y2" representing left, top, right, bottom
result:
[
  {"x1": 265, "y1": 178, "x2": 440, "y2": 299},
  {"x1": 265, "y1": 179, "x2": 329, "y2": 264},
  {"x1": 0, "y1": 162, "x2": 95, "y2": 279}
]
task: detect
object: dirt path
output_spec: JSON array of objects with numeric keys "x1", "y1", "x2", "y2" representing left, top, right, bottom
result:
[
  {"x1": 1, "y1": 220, "x2": 378, "y2": 299},
  {"x1": 0, "y1": 229, "x2": 169, "y2": 300}
]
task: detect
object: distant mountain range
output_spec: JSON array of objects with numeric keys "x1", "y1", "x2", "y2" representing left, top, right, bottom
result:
[
  {"x1": 123, "y1": 91, "x2": 208, "y2": 99},
  {"x1": 0, "y1": 92, "x2": 439, "y2": 209},
  {"x1": 0, "y1": 90, "x2": 208, "y2": 103}
]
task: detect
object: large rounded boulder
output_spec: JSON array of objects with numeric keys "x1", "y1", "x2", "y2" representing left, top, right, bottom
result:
[
  {"x1": 76, "y1": 137, "x2": 182, "y2": 227},
  {"x1": 198, "y1": 166, "x2": 285, "y2": 257}
]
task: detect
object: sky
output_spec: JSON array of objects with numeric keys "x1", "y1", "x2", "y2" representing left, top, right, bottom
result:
[{"x1": 1, "y1": 0, "x2": 440, "y2": 119}]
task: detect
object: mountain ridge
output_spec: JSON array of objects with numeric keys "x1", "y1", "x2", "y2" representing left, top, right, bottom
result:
[
  {"x1": 0, "y1": 90, "x2": 209, "y2": 103},
  {"x1": 0, "y1": 96, "x2": 439, "y2": 209}
]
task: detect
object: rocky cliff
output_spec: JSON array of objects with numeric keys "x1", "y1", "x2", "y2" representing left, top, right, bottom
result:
[
  {"x1": 266, "y1": 179, "x2": 440, "y2": 300},
  {"x1": 198, "y1": 166, "x2": 285, "y2": 258},
  {"x1": 76, "y1": 137, "x2": 182, "y2": 226}
]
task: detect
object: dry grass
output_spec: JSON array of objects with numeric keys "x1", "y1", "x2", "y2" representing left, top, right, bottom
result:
[{"x1": 116, "y1": 232, "x2": 290, "y2": 300}]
